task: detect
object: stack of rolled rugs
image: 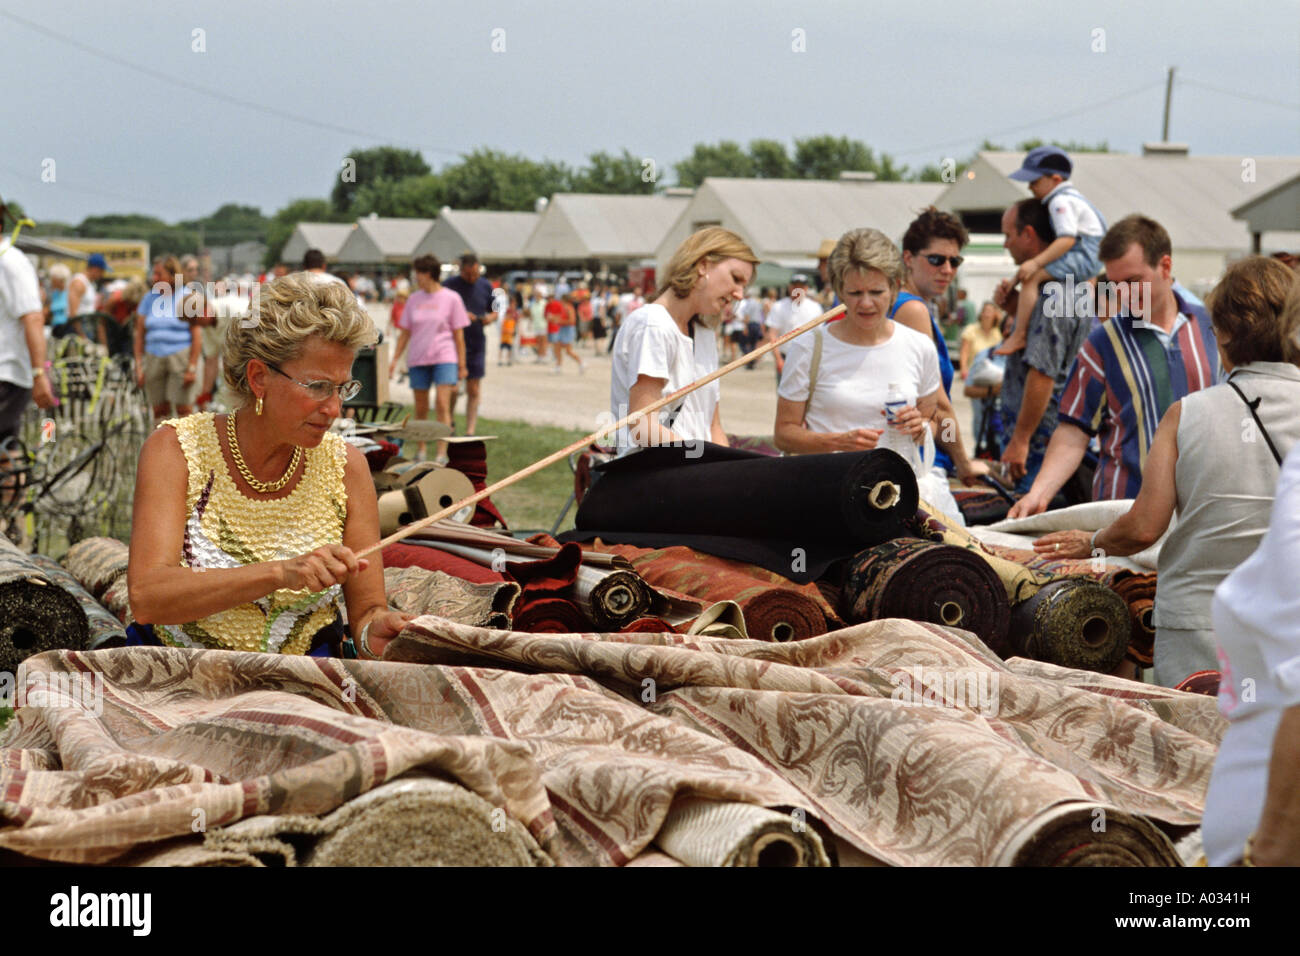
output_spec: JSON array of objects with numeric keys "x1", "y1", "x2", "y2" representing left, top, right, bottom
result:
[{"x1": 0, "y1": 536, "x2": 134, "y2": 673}]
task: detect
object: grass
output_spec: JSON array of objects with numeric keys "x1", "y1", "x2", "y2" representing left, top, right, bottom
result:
[
  {"x1": 0, "y1": 707, "x2": 10, "y2": 731},
  {"x1": 395, "y1": 412, "x2": 590, "y2": 535}
]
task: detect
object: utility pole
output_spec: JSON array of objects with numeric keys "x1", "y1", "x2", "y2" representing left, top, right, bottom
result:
[{"x1": 1161, "y1": 66, "x2": 1176, "y2": 141}]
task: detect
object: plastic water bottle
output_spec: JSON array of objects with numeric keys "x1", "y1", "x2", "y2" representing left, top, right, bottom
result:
[{"x1": 878, "y1": 383, "x2": 919, "y2": 470}]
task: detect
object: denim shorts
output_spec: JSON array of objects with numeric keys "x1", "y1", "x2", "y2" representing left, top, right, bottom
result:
[
  {"x1": 1044, "y1": 234, "x2": 1102, "y2": 281},
  {"x1": 555, "y1": 325, "x2": 576, "y2": 345},
  {"x1": 409, "y1": 362, "x2": 459, "y2": 390}
]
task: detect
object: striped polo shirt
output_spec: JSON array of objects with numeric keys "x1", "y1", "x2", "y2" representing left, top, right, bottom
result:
[{"x1": 1058, "y1": 289, "x2": 1218, "y2": 500}]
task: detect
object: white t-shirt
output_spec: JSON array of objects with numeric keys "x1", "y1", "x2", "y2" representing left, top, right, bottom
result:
[
  {"x1": 765, "y1": 295, "x2": 824, "y2": 353},
  {"x1": 609, "y1": 304, "x2": 719, "y2": 457},
  {"x1": 71, "y1": 272, "x2": 98, "y2": 315},
  {"x1": 778, "y1": 321, "x2": 941, "y2": 436},
  {"x1": 1043, "y1": 182, "x2": 1105, "y2": 239},
  {"x1": 0, "y1": 240, "x2": 43, "y2": 388},
  {"x1": 1202, "y1": 442, "x2": 1300, "y2": 865}
]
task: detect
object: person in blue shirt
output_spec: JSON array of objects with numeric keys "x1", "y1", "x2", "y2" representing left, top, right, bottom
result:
[
  {"x1": 442, "y1": 252, "x2": 496, "y2": 436},
  {"x1": 889, "y1": 207, "x2": 986, "y2": 482},
  {"x1": 134, "y1": 256, "x2": 202, "y2": 422}
]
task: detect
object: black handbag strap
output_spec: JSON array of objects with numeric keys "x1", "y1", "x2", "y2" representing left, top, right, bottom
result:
[{"x1": 1226, "y1": 376, "x2": 1283, "y2": 466}]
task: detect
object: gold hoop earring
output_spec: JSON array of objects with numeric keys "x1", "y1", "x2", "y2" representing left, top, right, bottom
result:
[{"x1": 255, "y1": 397, "x2": 263, "y2": 416}]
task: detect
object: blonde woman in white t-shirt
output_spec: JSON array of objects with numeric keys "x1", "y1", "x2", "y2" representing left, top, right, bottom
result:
[
  {"x1": 773, "y1": 228, "x2": 990, "y2": 487},
  {"x1": 609, "y1": 227, "x2": 757, "y2": 457}
]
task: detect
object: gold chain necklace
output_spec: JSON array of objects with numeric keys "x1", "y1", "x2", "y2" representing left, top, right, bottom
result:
[{"x1": 226, "y1": 412, "x2": 302, "y2": 493}]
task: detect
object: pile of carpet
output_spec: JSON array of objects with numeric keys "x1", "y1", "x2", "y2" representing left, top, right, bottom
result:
[{"x1": 0, "y1": 617, "x2": 1223, "y2": 866}]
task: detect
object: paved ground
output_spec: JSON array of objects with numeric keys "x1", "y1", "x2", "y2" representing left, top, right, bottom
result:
[{"x1": 371, "y1": 305, "x2": 978, "y2": 455}]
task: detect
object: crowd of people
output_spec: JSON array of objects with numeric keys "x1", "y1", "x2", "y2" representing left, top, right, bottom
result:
[{"x1": 4, "y1": 141, "x2": 1300, "y2": 865}]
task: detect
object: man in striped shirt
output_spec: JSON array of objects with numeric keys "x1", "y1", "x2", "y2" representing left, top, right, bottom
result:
[{"x1": 1008, "y1": 215, "x2": 1218, "y2": 515}]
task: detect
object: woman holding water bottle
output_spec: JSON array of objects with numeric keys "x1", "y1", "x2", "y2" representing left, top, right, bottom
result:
[{"x1": 772, "y1": 229, "x2": 989, "y2": 500}]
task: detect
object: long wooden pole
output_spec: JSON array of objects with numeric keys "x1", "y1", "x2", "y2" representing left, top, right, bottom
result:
[{"x1": 358, "y1": 302, "x2": 846, "y2": 558}]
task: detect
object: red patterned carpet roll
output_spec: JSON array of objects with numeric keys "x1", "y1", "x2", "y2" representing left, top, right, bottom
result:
[
  {"x1": 512, "y1": 597, "x2": 591, "y2": 633},
  {"x1": 382, "y1": 542, "x2": 506, "y2": 585},
  {"x1": 840, "y1": 538, "x2": 1011, "y2": 656}
]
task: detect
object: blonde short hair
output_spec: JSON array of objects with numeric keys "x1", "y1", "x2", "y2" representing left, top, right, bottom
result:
[
  {"x1": 222, "y1": 272, "x2": 377, "y2": 407},
  {"x1": 655, "y1": 227, "x2": 758, "y2": 301},
  {"x1": 49, "y1": 263, "x2": 71, "y2": 283},
  {"x1": 827, "y1": 228, "x2": 904, "y2": 297}
]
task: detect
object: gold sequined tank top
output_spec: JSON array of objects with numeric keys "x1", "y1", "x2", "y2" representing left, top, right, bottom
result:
[{"x1": 158, "y1": 412, "x2": 348, "y2": 654}]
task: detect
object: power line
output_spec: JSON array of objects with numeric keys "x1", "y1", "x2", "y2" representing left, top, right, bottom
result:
[
  {"x1": 1180, "y1": 78, "x2": 1300, "y2": 113},
  {"x1": 0, "y1": 8, "x2": 463, "y2": 159},
  {"x1": 893, "y1": 82, "x2": 1164, "y2": 159}
]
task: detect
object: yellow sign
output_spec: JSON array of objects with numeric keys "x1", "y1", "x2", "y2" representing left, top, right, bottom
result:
[{"x1": 38, "y1": 237, "x2": 150, "y2": 280}]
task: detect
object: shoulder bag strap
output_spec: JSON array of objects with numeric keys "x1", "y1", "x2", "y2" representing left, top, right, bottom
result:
[
  {"x1": 800, "y1": 328, "x2": 824, "y2": 427},
  {"x1": 1226, "y1": 376, "x2": 1283, "y2": 466}
]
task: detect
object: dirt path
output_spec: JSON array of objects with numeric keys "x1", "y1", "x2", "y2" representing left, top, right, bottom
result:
[{"x1": 372, "y1": 305, "x2": 977, "y2": 453}]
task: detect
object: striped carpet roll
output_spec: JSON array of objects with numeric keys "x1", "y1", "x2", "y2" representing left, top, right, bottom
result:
[
  {"x1": 840, "y1": 538, "x2": 1011, "y2": 656},
  {"x1": 1008, "y1": 578, "x2": 1130, "y2": 673},
  {"x1": 654, "y1": 798, "x2": 830, "y2": 867},
  {"x1": 62, "y1": 536, "x2": 130, "y2": 602}
]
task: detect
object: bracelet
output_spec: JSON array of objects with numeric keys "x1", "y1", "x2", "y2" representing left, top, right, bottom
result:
[
  {"x1": 1090, "y1": 530, "x2": 1102, "y2": 554},
  {"x1": 1242, "y1": 832, "x2": 1257, "y2": 867},
  {"x1": 357, "y1": 618, "x2": 379, "y2": 659}
]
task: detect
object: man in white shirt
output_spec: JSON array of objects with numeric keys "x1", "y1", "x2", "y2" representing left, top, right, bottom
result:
[
  {"x1": 0, "y1": 226, "x2": 57, "y2": 530},
  {"x1": 765, "y1": 273, "x2": 823, "y2": 382}
]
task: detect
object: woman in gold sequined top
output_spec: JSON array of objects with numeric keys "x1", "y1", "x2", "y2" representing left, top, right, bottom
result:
[{"x1": 126, "y1": 272, "x2": 414, "y2": 658}]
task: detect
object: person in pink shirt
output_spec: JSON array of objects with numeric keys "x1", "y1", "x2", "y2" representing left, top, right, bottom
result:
[{"x1": 388, "y1": 255, "x2": 468, "y2": 458}]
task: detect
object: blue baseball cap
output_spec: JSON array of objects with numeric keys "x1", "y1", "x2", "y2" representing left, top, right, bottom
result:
[
  {"x1": 1009, "y1": 146, "x2": 1073, "y2": 182},
  {"x1": 87, "y1": 252, "x2": 111, "y2": 272}
]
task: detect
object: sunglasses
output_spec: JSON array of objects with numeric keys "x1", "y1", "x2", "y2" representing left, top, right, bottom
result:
[
  {"x1": 920, "y1": 254, "x2": 964, "y2": 269},
  {"x1": 266, "y1": 363, "x2": 362, "y2": 403}
]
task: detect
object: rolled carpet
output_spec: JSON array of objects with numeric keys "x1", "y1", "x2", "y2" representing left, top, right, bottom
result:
[
  {"x1": 62, "y1": 536, "x2": 130, "y2": 602},
  {"x1": 512, "y1": 597, "x2": 592, "y2": 634},
  {"x1": 1111, "y1": 574, "x2": 1157, "y2": 668},
  {"x1": 445, "y1": 440, "x2": 508, "y2": 530},
  {"x1": 1008, "y1": 578, "x2": 1130, "y2": 673},
  {"x1": 196, "y1": 776, "x2": 550, "y2": 867},
  {"x1": 574, "y1": 567, "x2": 653, "y2": 631},
  {"x1": 620, "y1": 617, "x2": 677, "y2": 634},
  {"x1": 100, "y1": 576, "x2": 132, "y2": 625},
  {"x1": 382, "y1": 542, "x2": 507, "y2": 585},
  {"x1": 569, "y1": 444, "x2": 918, "y2": 582},
  {"x1": 0, "y1": 539, "x2": 89, "y2": 673},
  {"x1": 28, "y1": 554, "x2": 127, "y2": 650},
  {"x1": 591, "y1": 543, "x2": 834, "y2": 642},
  {"x1": 654, "y1": 798, "x2": 830, "y2": 867},
  {"x1": 995, "y1": 801, "x2": 1182, "y2": 867},
  {"x1": 383, "y1": 566, "x2": 520, "y2": 628},
  {"x1": 840, "y1": 538, "x2": 1011, "y2": 656}
]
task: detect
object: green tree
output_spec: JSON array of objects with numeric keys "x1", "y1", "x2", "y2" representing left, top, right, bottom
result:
[
  {"x1": 440, "y1": 148, "x2": 572, "y2": 210},
  {"x1": 180, "y1": 203, "x2": 268, "y2": 245},
  {"x1": 747, "y1": 139, "x2": 794, "y2": 179},
  {"x1": 264, "y1": 198, "x2": 344, "y2": 267},
  {"x1": 77, "y1": 213, "x2": 199, "y2": 257},
  {"x1": 330, "y1": 146, "x2": 432, "y2": 214},
  {"x1": 571, "y1": 150, "x2": 655, "y2": 194},
  {"x1": 349, "y1": 174, "x2": 447, "y2": 218},
  {"x1": 673, "y1": 141, "x2": 754, "y2": 187},
  {"x1": 793, "y1": 135, "x2": 876, "y2": 180},
  {"x1": 1015, "y1": 138, "x2": 1110, "y2": 153}
]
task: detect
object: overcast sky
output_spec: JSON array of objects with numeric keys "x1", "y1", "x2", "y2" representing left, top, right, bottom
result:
[{"x1": 3, "y1": 0, "x2": 1297, "y2": 225}]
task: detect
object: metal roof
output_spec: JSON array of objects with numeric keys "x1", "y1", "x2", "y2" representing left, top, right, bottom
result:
[
  {"x1": 414, "y1": 210, "x2": 538, "y2": 262},
  {"x1": 521, "y1": 194, "x2": 690, "y2": 260},
  {"x1": 938, "y1": 151, "x2": 1300, "y2": 251},
  {"x1": 694, "y1": 177, "x2": 947, "y2": 256},
  {"x1": 336, "y1": 217, "x2": 435, "y2": 263},
  {"x1": 281, "y1": 222, "x2": 353, "y2": 263}
]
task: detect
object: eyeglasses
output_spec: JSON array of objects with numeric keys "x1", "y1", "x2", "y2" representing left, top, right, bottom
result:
[
  {"x1": 921, "y1": 254, "x2": 964, "y2": 269},
  {"x1": 266, "y1": 363, "x2": 362, "y2": 402}
]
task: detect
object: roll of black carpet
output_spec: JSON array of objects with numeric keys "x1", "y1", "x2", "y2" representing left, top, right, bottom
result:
[
  {"x1": 29, "y1": 554, "x2": 127, "y2": 650},
  {"x1": 1008, "y1": 578, "x2": 1130, "y2": 673},
  {"x1": 839, "y1": 538, "x2": 1011, "y2": 655},
  {"x1": 567, "y1": 444, "x2": 918, "y2": 583},
  {"x1": 0, "y1": 541, "x2": 90, "y2": 673}
]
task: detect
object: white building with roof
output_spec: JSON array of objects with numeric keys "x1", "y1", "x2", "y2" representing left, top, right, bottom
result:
[
  {"x1": 281, "y1": 222, "x2": 352, "y2": 267},
  {"x1": 334, "y1": 216, "x2": 435, "y2": 267},
  {"x1": 521, "y1": 193, "x2": 690, "y2": 270},
  {"x1": 936, "y1": 147, "x2": 1300, "y2": 292},
  {"x1": 653, "y1": 177, "x2": 945, "y2": 280},
  {"x1": 414, "y1": 209, "x2": 538, "y2": 266}
]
